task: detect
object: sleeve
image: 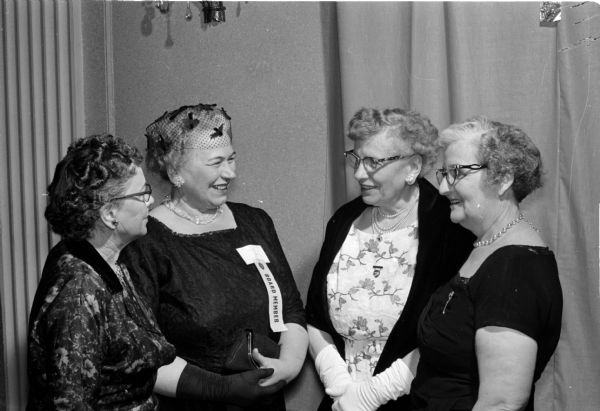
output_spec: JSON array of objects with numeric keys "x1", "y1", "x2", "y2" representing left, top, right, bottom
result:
[
  {"x1": 42, "y1": 275, "x2": 108, "y2": 410},
  {"x1": 305, "y1": 214, "x2": 336, "y2": 331},
  {"x1": 470, "y1": 252, "x2": 547, "y2": 339},
  {"x1": 120, "y1": 237, "x2": 163, "y2": 317},
  {"x1": 259, "y1": 209, "x2": 306, "y2": 328}
]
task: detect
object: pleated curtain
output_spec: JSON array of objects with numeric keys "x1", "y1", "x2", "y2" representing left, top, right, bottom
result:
[
  {"x1": 0, "y1": 0, "x2": 84, "y2": 408},
  {"x1": 1, "y1": 1, "x2": 599, "y2": 410},
  {"x1": 335, "y1": 2, "x2": 600, "y2": 410}
]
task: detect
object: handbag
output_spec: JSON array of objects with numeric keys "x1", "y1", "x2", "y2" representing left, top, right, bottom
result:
[{"x1": 223, "y1": 328, "x2": 280, "y2": 374}]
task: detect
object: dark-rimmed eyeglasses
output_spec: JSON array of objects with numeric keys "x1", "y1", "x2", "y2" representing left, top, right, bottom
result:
[
  {"x1": 109, "y1": 183, "x2": 152, "y2": 203},
  {"x1": 344, "y1": 150, "x2": 414, "y2": 173},
  {"x1": 436, "y1": 164, "x2": 487, "y2": 186}
]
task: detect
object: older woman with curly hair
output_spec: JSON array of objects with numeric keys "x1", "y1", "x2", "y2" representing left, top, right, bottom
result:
[
  {"x1": 305, "y1": 108, "x2": 474, "y2": 411},
  {"x1": 409, "y1": 117, "x2": 563, "y2": 411},
  {"x1": 27, "y1": 134, "x2": 281, "y2": 410}
]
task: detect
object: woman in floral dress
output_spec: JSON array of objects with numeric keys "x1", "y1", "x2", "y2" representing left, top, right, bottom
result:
[{"x1": 305, "y1": 108, "x2": 474, "y2": 411}]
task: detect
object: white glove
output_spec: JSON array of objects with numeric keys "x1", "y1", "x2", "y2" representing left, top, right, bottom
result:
[
  {"x1": 314, "y1": 344, "x2": 353, "y2": 399},
  {"x1": 330, "y1": 358, "x2": 414, "y2": 411}
]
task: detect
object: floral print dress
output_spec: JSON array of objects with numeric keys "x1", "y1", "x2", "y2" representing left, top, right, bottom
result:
[
  {"x1": 27, "y1": 240, "x2": 176, "y2": 410},
  {"x1": 327, "y1": 222, "x2": 418, "y2": 381}
]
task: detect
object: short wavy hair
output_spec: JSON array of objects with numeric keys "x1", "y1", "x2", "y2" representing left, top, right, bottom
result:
[
  {"x1": 439, "y1": 116, "x2": 543, "y2": 202},
  {"x1": 347, "y1": 108, "x2": 440, "y2": 176},
  {"x1": 45, "y1": 134, "x2": 142, "y2": 240}
]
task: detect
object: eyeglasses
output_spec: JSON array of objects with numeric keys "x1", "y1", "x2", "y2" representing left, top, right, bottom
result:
[
  {"x1": 109, "y1": 183, "x2": 152, "y2": 203},
  {"x1": 344, "y1": 150, "x2": 414, "y2": 173},
  {"x1": 436, "y1": 164, "x2": 487, "y2": 186}
]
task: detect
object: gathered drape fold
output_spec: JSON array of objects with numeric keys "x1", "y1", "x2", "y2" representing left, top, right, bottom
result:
[
  {"x1": 1, "y1": 2, "x2": 598, "y2": 410},
  {"x1": 0, "y1": 0, "x2": 83, "y2": 407},
  {"x1": 335, "y1": 2, "x2": 600, "y2": 410}
]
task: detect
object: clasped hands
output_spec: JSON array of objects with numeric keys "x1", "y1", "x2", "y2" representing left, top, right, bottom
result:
[
  {"x1": 315, "y1": 345, "x2": 414, "y2": 411},
  {"x1": 223, "y1": 348, "x2": 293, "y2": 407},
  {"x1": 315, "y1": 344, "x2": 380, "y2": 411},
  {"x1": 326, "y1": 376, "x2": 382, "y2": 411}
]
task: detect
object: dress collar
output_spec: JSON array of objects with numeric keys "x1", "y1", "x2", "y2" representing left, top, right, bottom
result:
[{"x1": 64, "y1": 239, "x2": 123, "y2": 293}]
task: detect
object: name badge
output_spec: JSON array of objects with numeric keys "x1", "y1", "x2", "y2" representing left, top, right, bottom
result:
[{"x1": 237, "y1": 245, "x2": 288, "y2": 332}]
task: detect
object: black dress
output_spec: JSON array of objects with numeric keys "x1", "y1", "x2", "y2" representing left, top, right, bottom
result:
[
  {"x1": 410, "y1": 245, "x2": 563, "y2": 411},
  {"x1": 120, "y1": 202, "x2": 306, "y2": 411}
]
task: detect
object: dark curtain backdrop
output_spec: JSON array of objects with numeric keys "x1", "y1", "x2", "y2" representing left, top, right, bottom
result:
[{"x1": 334, "y1": 2, "x2": 600, "y2": 410}]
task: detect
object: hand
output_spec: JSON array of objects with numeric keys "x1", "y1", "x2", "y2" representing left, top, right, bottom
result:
[
  {"x1": 330, "y1": 380, "x2": 378, "y2": 411},
  {"x1": 314, "y1": 344, "x2": 353, "y2": 400},
  {"x1": 324, "y1": 382, "x2": 348, "y2": 401},
  {"x1": 225, "y1": 368, "x2": 286, "y2": 406},
  {"x1": 175, "y1": 363, "x2": 285, "y2": 406},
  {"x1": 252, "y1": 348, "x2": 294, "y2": 387},
  {"x1": 331, "y1": 358, "x2": 414, "y2": 410}
]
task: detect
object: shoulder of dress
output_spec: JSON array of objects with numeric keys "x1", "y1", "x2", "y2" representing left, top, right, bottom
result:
[
  {"x1": 228, "y1": 201, "x2": 271, "y2": 220},
  {"x1": 330, "y1": 197, "x2": 366, "y2": 222},
  {"x1": 41, "y1": 255, "x2": 112, "y2": 307}
]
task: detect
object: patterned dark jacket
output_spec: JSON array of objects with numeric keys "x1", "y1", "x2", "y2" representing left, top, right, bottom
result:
[{"x1": 27, "y1": 239, "x2": 176, "y2": 410}]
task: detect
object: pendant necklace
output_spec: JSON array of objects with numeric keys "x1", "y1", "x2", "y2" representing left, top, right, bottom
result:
[{"x1": 164, "y1": 200, "x2": 223, "y2": 225}]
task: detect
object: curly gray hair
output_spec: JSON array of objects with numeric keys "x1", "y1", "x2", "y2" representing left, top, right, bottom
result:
[
  {"x1": 439, "y1": 116, "x2": 543, "y2": 202},
  {"x1": 347, "y1": 108, "x2": 440, "y2": 176}
]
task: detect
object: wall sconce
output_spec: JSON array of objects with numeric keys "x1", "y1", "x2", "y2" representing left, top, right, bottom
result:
[
  {"x1": 202, "y1": 1, "x2": 226, "y2": 24},
  {"x1": 155, "y1": 0, "x2": 170, "y2": 14},
  {"x1": 540, "y1": 1, "x2": 561, "y2": 24},
  {"x1": 153, "y1": 1, "x2": 227, "y2": 25}
]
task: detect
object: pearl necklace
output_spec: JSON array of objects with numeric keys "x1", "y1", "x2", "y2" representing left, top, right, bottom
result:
[
  {"x1": 164, "y1": 200, "x2": 223, "y2": 225},
  {"x1": 473, "y1": 213, "x2": 524, "y2": 248},
  {"x1": 376, "y1": 206, "x2": 406, "y2": 219},
  {"x1": 371, "y1": 192, "x2": 419, "y2": 241}
]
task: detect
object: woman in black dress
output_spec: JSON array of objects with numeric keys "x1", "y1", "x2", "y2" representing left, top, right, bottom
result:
[
  {"x1": 121, "y1": 102, "x2": 307, "y2": 411},
  {"x1": 410, "y1": 117, "x2": 563, "y2": 411},
  {"x1": 28, "y1": 134, "x2": 278, "y2": 410}
]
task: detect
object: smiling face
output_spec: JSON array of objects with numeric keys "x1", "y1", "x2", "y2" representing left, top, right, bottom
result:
[
  {"x1": 113, "y1": 166, "x2": 154, "y2": 243},
  {"x1": 177, "y1": 144, "x2": 237, "y2": 211},
  {"x1": 352, "y1": 130, "x2": 420, "y2": 211},
  {"x1": 438, "y1": 137, "x2": 501, "y2": 236}
]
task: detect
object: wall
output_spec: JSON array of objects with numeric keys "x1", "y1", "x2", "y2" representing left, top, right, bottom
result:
[{"x1": 82, "y1": 1, "x2": 343, "y2": 410}]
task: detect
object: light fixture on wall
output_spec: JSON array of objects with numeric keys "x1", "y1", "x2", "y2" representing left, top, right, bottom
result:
[
  {"x1": 201, "y1": 1, "x2": 226, "y2": 23},
  {"x1": 153, "y1": 1, "x2": 227, "y2": 25},
  {"x1": 155, "y1": 0, "x2": 170, "y2": 14},
  {"x1": 540, "y1": 1, "x2": 561, "y2": 24}
]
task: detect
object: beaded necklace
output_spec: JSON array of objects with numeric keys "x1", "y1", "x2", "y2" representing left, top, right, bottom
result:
[
  {"x1": 473, "y1": 213, "x2": 522, "y2": 247},
  {"x1": 473, "y1": 213, "x2": 540, "y2": 248},
  {"x1": 164, "y1": 200, "x2": 223, "y2": 225}
]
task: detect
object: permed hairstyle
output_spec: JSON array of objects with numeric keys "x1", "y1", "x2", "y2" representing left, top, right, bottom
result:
[
  {"x1": 347, "y1": 107, "x2": 440, "y2": 176},
  {"x1": 45, "y1": 134, "x2": 143, "y2": 240},
  {"x1": 439, "y1": 116, "x2": 543, "y2": 202},
  {"x1": 145, "y1": 103, "x2": 232, "y2": 182}
]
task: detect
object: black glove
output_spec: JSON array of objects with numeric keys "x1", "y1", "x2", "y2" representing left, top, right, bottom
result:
[{"x1": 176, "y1": 364, "x2": 286, "y2": 406}]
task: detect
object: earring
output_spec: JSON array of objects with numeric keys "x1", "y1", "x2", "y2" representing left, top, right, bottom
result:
[
  {"x1": 172, "y1": 175, "x2": 184, "y2": 188},
  {"x1": 406, "y1": 175, "x2": 416, "y2": 185},
  {"x1": 113, "y1": 220, "x2": 119, "y2": 229}
]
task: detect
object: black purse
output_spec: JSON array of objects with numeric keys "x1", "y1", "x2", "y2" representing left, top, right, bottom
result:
[{"x1": 223, "y1": 329, "x2": 280, "y2": 374}]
